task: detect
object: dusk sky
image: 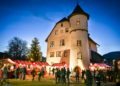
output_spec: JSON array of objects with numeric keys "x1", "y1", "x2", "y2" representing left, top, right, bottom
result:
[{"x1": 0, "y1": 0, "x2": 120, "y2": 57}]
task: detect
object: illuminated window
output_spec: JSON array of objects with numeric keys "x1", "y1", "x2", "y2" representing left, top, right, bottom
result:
[
  {"x1": 55, "y1": 30, "x2": 58, "y2": 35},
  {"x1": 50, "y1": 52, "x2": 54, "y2": 57},
  {"x1": 60, "y1": 39, "x2": 65, "y2": 46},
  {"x1": 50, "y1": 41, "x2": 54, "y2": 47},
  {"x1": 77, "y1": 40, "x2": 82, "y2": 46},
  {"x1": 60, "y1": 30, "x2": 63, "y2": 33},
  {"x1": 77, "y1": 53, "x2": 82, "y2": 59},
  {"x1": 65, "y1": 28, "x2": 69, "y2": 32},
  {"x1": 61, "y1": 23, "x2": 63, "y2": 27},
  {"x1": 56, "y1": 51, "x2": 61, "y2": 57},
  {"x1": 64, "y1": 51, "x2": 67, "y2": 57},
  {"x1": 89, "y1": 43, "x2": 91, "y2": 49},
  {"x1": 77, "y1": 19, "x2": 80, "y2": 25}
]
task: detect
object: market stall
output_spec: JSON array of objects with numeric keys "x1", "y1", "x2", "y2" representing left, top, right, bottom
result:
[{"x1": 89, "y1": 63, "x2": 110, "y2": 71}]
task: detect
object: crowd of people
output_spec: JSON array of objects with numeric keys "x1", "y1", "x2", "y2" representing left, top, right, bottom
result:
[
  {"x1": 0, "y1": 64, "x2": 46, "y2": 85},
  {"x1": 0, "y1": 64, "x2": 120, "y2": 86}
]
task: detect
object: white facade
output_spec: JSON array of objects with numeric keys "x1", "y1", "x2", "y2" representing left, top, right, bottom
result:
[{"x1": 45, "y1": 4, "x2": 98, "y2": 74}]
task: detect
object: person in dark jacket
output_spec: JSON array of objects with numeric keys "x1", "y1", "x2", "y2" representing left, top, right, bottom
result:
[
  {"x1": 32, "y1": 68, "x2": 36, "y2": 81},
  {"x1": 107, "y1": 68, "x2": 110, "y2": 82},
  {"x1": 20, "y1": 66, "x2": 26, "y2": 80},
  {"x1": 57, "y1": 68, "x2": 60, "y2": 83},
  {"x1": 76, "y1": 68, "x2": 79, "y2": 82},
  {"x1": 95, "y1": 71, "x2": 101, "y2": 86},
  {"x1": 66, "y1": 68, "x2": 70, "y2": 84},
  {"x1": 55, "y1": 68, "x2": 58, "y2": 84},
  {"x1": 52, "y1": 68, "x2": 54, "y2": 75},
  {"x1": 82, "y1": 70, "x2": 85, "y2": 79},
  {"x1": 15, "y1": 69, "x2": 17, "y2": 79},
  {"x1": 1, "y1": 65, "x2": 9, "y2": 84},
  {"x1": 62, "y1": 67, "x2": 66, "y2": 85},
  {"x1": 16, "y1": 66, "x2": 20, "y2": 78},
  {"x1": 38, "y1": 69, "x2": 42, "y2": 81},
  {"x1": 85, "y1": 68, "x2": 92, "y2": 86},
  {"x1": 60, "y1": 68, "x2": 63, "y2": 83},
  {"x1": 103, "y1": 69, "x2": 107, "y2": 83},
  {"x1": 42, "y1": 68, "x2": 44, "y2": 77}
]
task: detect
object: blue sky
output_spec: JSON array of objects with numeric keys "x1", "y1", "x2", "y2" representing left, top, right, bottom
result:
[{"x1": 0, "y1": 0, "x2": 120, "y2": 57}]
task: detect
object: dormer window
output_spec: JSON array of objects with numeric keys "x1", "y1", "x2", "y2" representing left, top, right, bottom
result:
[
  {"x1": 77, "y1": 19, "x2": 80, "y2": 25},
  {"x1": 55, "y1": 30, "x2": 58, "y2": 35},
  {"x1": 65, "y1": 28, "x2": 69, "y2": 32},
  {"x1": 61, "y1": 23, "x2": 63, "y2": 27}
]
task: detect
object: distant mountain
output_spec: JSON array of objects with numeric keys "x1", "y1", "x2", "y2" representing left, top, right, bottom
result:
[{"x1": 103, "y1": 51, "x2": 120, "y2": 60}]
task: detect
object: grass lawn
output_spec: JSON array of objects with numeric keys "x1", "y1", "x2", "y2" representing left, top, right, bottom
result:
[
  {"x1": 1, "y1": 79, "x2": 67, "y2": 86},
  {"x1": 1, "y1": 79, "x2": 116, "y2": 86}
]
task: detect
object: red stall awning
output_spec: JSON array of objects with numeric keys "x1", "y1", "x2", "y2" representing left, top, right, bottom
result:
[
  {"x1": 93, "y1": 63, "x2": 110, "y2": 67},
  {"x1": 52, "y1": 63, "x2": 68, "y2": 67}
]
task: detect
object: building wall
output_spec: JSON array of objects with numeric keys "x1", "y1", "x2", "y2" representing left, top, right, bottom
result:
[
  {"x1": 89, "y1": 41, "x2": 97, "y2": 59},
  {"x1": 46, "y1": 21, "x2": 71, "y2": 72},
  {"x1": 69, "y1": 14, "x2": 90, "y2": 71},
  {"x1": 46, "y1": 15, "x2": 97, "y2": 72},
  {"x1": 89, "y1": 41, "x2": 97, "y2": 52}
]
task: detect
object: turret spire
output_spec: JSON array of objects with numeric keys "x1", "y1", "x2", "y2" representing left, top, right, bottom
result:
[{"x1": 77, "y1": 0, "x2": 78, "y2": 5}]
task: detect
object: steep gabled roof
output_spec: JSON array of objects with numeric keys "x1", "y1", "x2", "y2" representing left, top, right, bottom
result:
[
  {"x1": 45, "y1": 17, "x2": 69, "y2": 42},
  {"x1": 68, "y1": 4, "x2": 89, "y2": 20},
  {"x1": 56, "y1": 17, "x2": 68, "y2": 24},
  {"x1": 88, "y1": 36, "x2": 100, "y2": 46}
]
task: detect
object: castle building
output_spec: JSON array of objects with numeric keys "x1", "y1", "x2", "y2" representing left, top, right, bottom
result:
[{"x1": 45, "y1": 4, "x2": 100, "y2": 73}]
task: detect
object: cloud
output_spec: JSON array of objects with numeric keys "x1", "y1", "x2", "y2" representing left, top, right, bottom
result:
[{"x1": 32, "y1": 11, "x2": 55, "y2": 23}]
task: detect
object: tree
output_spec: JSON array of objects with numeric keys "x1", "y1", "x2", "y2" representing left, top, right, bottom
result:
[
  {"x1": 113, "y1": 59, "x2": 118, "y2": 81},
  {"x1": 7, "y1": 37, "x2": 28, "y2": 60},
  {"x1": 27, "y1": 37, "x2": 41, "y2": 61},
  {"x1": 114, "y1": 59, "x2": 118, "y2": 73}
]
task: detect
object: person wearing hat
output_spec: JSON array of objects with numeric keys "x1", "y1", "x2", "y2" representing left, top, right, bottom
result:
[{"x1": 95, "y1": 71, "x2": 101, "y2": 86}]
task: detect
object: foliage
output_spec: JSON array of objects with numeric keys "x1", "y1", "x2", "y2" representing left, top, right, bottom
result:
[
  {"x1": 114, "y1": 59, "x2": 118, "y2": 73},
  {"x1": 27, "y1": 37, "x2": 41, "y2": 61},
  {"x1": 113, "y1": 59, "x2": 118, "y2": 80},
  {"x1": 7, "y1": 37, "x2": 28, "y2": 60}
]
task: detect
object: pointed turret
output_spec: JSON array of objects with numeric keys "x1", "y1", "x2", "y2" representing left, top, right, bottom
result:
[{"x1": 68, "y1": 4, "x2": 89, "y2": 20}]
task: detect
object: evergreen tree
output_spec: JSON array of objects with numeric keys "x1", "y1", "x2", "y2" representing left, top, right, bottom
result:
[
  {"x1": 113, "y1": 59, "x2": 118, "y2": 81},
  {"x1": 114, "y1": 59, "x2": 118, "y2": 73},
  {"x1": 27, "y1": 38, "x2": 41, "y2": 61}
]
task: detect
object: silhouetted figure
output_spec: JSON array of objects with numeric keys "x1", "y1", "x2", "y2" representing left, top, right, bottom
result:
[
  {"x1": 76, "y1": 68, "x2": 79, "y2": 82},
  {"x1": 95, "y1": 71, "x2": 101, "y2": 86},
  {"x1": 86, "y1": 68, "x2": 92, "y2": 86}
]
